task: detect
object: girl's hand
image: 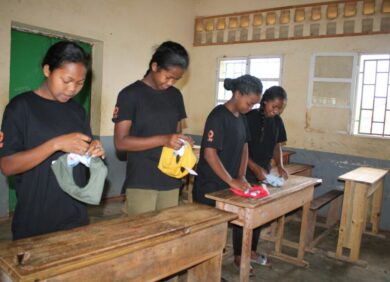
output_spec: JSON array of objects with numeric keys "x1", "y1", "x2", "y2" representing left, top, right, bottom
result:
[
  {"x1": 278, "y1": 166, "x2": 289, "y2": 180},
  {"x1": 164, "y1": 134, "x2": 188, "y2": 150},
  {"x1": 53, "y1": 133, "x2": 91, "y2": 155},
  {"x1": 229, "y1": 178, "x2": 251, "y2": 191},
  {"x1": 87, "y1": 140, "x2": 105, "y2": 159}
]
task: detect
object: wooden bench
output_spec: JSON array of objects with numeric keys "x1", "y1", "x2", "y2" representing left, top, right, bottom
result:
[
  {"x1": 305, "y1": 189, "x2": 344, "y2": 250},
  {"x1": 271, "y1": 163, "x2": 313, "y2": 177}
]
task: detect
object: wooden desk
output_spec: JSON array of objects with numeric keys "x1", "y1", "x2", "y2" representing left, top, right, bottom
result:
[
  {"x1": 206, "y1": 175, "x2": 321, "y2": 282},
  {"x1": 328, "y1": 167, "x2": 388, "y2": 266},
  {"x1": 0, "y1": 204, "x2": 236, "y2": 282}
]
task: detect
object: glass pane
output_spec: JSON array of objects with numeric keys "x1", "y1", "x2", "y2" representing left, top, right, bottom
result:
[
  {"x1": 377, "y1": 59, "x2": 389, "y2": 72},
  {"x1": 217, "y1": 81, "x2": 232, "y2": 101},
  {"x1": 219, "y1": 60, "x2": 246, "y2": 79},
  {"x1": 372, "y1": 122, "x2": 384, "y2": 135},
  {"x1": 359, "y1": 110, "x2": 372, "y2": 133},
  {"x1": 363, "y1": 60, "x2": 376, "y2": 84},
  {"x1": 217, "y1": 81, "x2": 225, "y2": 100},
  {"x1": 250, "y1": 58, "x2": 280, "y2": 79},
  {"x1": 262, "y1": 80, "x2": 279, "y2": 92},
  {"x1": 362, "y1": 85, "x2": 374, "y2": 109},
  {"x1": 376, "y1": 73, "x2": 389, "y2": 97},
  {"x1": 373, "y1": 98, "x2": 385, "y2": 122}
]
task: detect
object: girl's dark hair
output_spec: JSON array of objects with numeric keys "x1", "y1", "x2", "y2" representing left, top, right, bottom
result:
[
  {"x1": 145, "y1": 41, "x2": 189, "y2": 76},
  {"x1": 42, "y1": 41, "x2": 90, "y2": 71},
  {"x1": 223, "y1": 75, "x2": 263, "y2": 96},
  {"x1": 258, "y1": 86, "x2": 288, "y2": 141}
]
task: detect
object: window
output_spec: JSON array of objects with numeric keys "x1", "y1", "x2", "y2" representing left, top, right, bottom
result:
[
  {"x1": 216, "y1": 57, "x2": 282, "y2": 105},
  {"x1": 353, "y1": 54, "x2": 390, "y2": 138}
]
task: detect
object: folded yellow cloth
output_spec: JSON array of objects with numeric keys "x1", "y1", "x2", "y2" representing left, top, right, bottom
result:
[{"x1": 158, "y1": 142, "x2": 197, "y2": 179}]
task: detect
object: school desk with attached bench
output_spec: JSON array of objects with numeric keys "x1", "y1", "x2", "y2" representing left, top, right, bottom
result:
[
  {"x1": 206, "y1": 175, "x2": 322, "y2": 282},
  {"x1": 327, "y1": 166, "x2": 388, "y2": 266},
  {"x1": 0, "y1": 203, "x2": 236, "y2": 282}
]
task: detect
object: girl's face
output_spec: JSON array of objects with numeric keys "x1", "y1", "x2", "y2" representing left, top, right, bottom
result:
[
  {"x1": 263, "y1": 98, "x2": 286, "y2": 117},
  {"x1": 151, "y1": 63, "x2": 185, "y2": 90},
  {"x1": 43, "y1": 62, "x2": 87, "y2": 103},
  {"x1": 236, "y1": 92, "x2": 261, "y2": 114}
]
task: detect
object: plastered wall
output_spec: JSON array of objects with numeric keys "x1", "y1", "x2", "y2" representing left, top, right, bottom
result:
[
  {"x1": 186, "y1": 0, "x2": 390, "y2": 161},
  {"x1": 0, "y1": 0, "x2": 195, "y2": 136}
]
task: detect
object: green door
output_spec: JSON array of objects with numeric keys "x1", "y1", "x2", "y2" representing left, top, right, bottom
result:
[{"x1": 8, "y1": 29, "x2": 92, "y2": 211}]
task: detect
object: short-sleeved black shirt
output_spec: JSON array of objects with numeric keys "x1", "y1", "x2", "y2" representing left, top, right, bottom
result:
[
  {"x1": 245, "y1": 109, "x2": 287, "y2": 183},
  {"x1": 193, "y1": 105, "x2": 250, "y2": 205},
  {"x1": 0, "y1": 91, "x2": 91, "y2": 240},
  {"x1": 112, "y1": 80, "x2": 187, "y2": 190}
]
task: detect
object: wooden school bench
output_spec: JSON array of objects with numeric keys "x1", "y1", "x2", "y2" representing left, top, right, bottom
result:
[
  {"x1": 328, "y1": 167, "x2": 388, "y2": 266},
  {"x1": 0, "y1": 204, "x2": 236, "y2": 282}
]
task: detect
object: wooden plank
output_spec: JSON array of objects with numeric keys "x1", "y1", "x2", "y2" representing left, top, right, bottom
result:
[
  {"x1": 310, "y1": 190, "x2": 343, "y2": 210},
  {"x1": 206, "y1": 175, "x2": 321, "y2": 209},
  {"x1": 336, "y1": 181, "x2": 352, "y2": 257},
  {"x1": 338, "y1": 167, "x2": 388, "y2": 185},
  {"x1": 370, "y1": 179, "x2": 384, "y2": 234},
  {"x1": 274, "y1": 216, "x2": 285, "y2": 255},
  {"x1": 349, "y1": 182, "x2": 369, "y2": 261}
]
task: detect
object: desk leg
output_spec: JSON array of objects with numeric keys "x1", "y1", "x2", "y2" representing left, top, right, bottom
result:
[
  {"x1": 370, "y1": 179, "x2": 384, "y2": 235},
  {"x1": 298, "y1": 201, "x2": 310, "y2": 260},
  {"x1": 185, "y1": 253, "x2": 222, "y2": 282},
  {"x1": 240, "y1": 226, "x2": 253, "y2": 282},
  {"x1": 274, "y1": 215, "x2": 285, "y2": 255}
]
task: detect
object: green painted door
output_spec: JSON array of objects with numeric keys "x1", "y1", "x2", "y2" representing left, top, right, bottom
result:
[{"x1": 8, "y1": 29, "x2": 92, "y2": 211}]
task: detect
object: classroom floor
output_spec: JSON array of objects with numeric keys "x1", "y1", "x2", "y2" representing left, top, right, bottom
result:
[{"x1": 1, "y1": 200, "x2": 389, "y2": 282}]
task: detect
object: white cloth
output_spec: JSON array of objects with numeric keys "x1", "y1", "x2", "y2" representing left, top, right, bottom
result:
[{"x1": 264, "y1": 174, "x2": 284, "y2": 187}]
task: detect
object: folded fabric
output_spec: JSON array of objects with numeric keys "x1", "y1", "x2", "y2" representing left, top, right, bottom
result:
[
  {"x1": 230, "y1": 185, "x2": 270, "y2": 198},
  {"x1": 158, "y1": 139, "x2": 197, "y2": 179},
  {"x1": 67, "y1": 153, "x2": 92, "y2": 167},
  {"x1": 263, "y1": 174, "x2": 284, "y2": 187},
  {"x1": 51, "y1": 154, "x2": 108, "y2": 205}
]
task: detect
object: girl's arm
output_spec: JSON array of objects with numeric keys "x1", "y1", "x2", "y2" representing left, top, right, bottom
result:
[
  {"x1": 238, "y1": 143, "x2": 249, "y2": 179},
  {"x1": 273, "y1": 143, "x2": 288, "y2": 179},
  {"x1": 204, "y1": 147, "x2": 250, "y2": 191},
  {"x1": 248, "y1": 158, "x2": 267, "y2": 181},
  {"x1": 114, "y1": 120, "x2": 190, "y2": 152},
  {"x1": 0, "y1": 132, "x2": 91, "y2": 176}
]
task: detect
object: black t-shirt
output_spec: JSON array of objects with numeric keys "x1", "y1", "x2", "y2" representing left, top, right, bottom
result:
[
  {"x1": 193, "y1": 105, "x2": 250, "y2": 205},
  {"x1": 112, "y1": 80, "x2": 187, "y2": 190},
  {"x1": 0, "y1": 91, "x2": 91, "y2": 240},
  {"x1": 245, "y1": 109, "x2": 287, "y2": 182}
]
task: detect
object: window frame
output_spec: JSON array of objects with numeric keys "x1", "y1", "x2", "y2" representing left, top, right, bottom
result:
[
  {"x1": 215, "y1": 55, "x2": 283, "y2": 105},
  {"x1": 351, "y1": 53, "x2": 390, "y2": 139}
]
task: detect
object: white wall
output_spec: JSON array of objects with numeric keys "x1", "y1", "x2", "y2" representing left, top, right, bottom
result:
[{"x1": 185, "y1": 0, "x2": 390, "y2": 160}]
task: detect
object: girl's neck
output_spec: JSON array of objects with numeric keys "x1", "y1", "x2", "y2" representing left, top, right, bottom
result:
[
  {"x1": 35, "y1": 82, "x2": 54, "y2": 101},
  {"x1": 142, "y1": 73, "x2": 158, "y2": 90},
  {"x1": 224, "y1": 100, "x2": 239, "y2": 117}
]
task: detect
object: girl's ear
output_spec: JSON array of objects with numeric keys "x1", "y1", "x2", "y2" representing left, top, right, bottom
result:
[
  {"x1": 151, "y1": 62, "x2": 159, "y2": 72},
  {"x1": 232, "y1": 90, "x2": 241, "y2": 99},
  {"x1": 43, "y1": 64, "x2": 51, "y2": 78}
]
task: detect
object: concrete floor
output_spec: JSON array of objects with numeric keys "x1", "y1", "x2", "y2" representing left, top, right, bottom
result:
[{"x1": 1, "y1": 201, "x2": 389, "y2": 282}]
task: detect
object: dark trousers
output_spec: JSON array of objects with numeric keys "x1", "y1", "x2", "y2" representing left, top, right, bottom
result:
[{"x1": 232, "y1": 225, "x2": 261, "y2": 256}]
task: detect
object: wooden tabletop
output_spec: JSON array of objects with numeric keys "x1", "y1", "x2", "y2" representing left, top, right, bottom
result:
[
  {"x1": 338, "y1": 167, "x2": 389, "y2": 184},
  {"x1": 206, "y1": 175, "x2": 322, "y2": 209},
  {"x1": 0, "y1": 203, "x2": 236, "y2": 278}
]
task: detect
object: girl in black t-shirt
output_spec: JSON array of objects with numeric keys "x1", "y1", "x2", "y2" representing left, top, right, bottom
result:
[
  {"x1": 193, "y1": 74, "x2": 263, "y2": 274},
  {"x1": 242, "y1": 86, "x2": 288, "y2": 268},
  {"x1": 246, "y1": 86, "x2": 288, "y2": 182},
  {"x1": 113, "y1": 41, "x2": 192, "y2": 215},
  {"x1": 0, "y1": 41, "x2": 105, "y2": 240}
]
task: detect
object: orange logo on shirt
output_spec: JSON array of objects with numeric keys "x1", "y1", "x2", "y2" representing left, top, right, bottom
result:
[
  {"x1": 207, "y1": 130, "x2": 214, "y2": 142},
  {"x1": 113, "y1": 106, "x2": 119, "y2": 119}
]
